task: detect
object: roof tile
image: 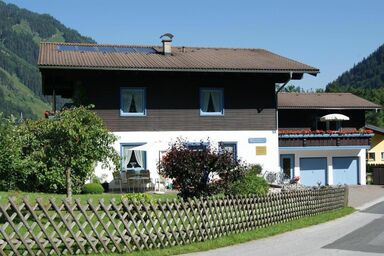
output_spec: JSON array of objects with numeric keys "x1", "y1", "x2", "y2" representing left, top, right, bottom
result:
[
  {"x1": 38, "y1": 42, "x2": 319, "y2": 74},
  {"x1": 278, "y1": 93, "x2": 381, "y2": 109}
]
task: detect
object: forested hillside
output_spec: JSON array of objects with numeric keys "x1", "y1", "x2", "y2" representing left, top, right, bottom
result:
[
  {"x1": 326, "y1": 44, "x2": 384, "y2": 126},
  {"x1": 0, "y1": 1, "x2": 95, "y2": 119}
]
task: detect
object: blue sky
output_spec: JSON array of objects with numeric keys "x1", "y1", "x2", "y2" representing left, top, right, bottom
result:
[{"x1": 4, "y1": 0, "x2": 384, "y2": 90}]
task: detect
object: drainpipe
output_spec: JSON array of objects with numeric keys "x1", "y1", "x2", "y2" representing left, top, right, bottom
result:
[{"x1": 275, "y1": 72, "x2": 292, "y2": 130}]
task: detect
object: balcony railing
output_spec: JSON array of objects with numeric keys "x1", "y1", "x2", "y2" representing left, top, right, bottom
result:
[{"x1": 279, "y1": 128, "x2": 373, "y2": 147}]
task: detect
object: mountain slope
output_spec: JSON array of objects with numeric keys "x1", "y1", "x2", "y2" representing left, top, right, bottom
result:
[
  {"x1": 326, "y1": 44, "x2": 384, "y2": 126},
  {"x1": 327, "y1": 44, "x2": 384, "y2": 91},
  {"x1": 0, "y1": 1, "x2": 95, "y2": 119}
]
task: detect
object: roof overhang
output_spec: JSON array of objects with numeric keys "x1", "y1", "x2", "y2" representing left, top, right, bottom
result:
[{"x1": 38, "y1": 65, "x2": 316, "y2": 78}]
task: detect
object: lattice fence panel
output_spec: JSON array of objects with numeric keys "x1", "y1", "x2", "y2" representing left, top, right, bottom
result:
[{"x1": 0, "y1": 187, "x2": 346, "y2": 255}]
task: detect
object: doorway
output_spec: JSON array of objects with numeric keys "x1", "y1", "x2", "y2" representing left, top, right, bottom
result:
[{"x1": 280, "y1": 154, "x2": 294, "y2": 179}]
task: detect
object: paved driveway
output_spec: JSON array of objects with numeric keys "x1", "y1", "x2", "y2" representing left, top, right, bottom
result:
[{"x1": 184, "y1": 194, "x2": 384, "y2": 256}]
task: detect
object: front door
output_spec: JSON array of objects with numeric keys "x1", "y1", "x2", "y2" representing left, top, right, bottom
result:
[{"x1": 280, "y1": 154, "x2": 294, "y2": 179}]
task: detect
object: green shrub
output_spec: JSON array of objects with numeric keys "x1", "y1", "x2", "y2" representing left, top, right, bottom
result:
[
  {"x1": 121, "y1": 193, "x2": 152, "y2": 202},
  {"x1": 82, "y1": 183, "x2": 104, "y2": 194},
  {"x1": 246, "y1": 164, "x2": 262, "y2": 175},
  {"x1": 229, "y1": 167, "x2": 269, "y2": 196}
]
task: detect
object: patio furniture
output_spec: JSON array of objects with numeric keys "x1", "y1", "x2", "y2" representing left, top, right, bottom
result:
[
  {"x1": 125, "y1": 170, "x2": 151, "y2": 192},
  {"x1": 112, "y1": 171, "x2": 122, "y2": 193}
]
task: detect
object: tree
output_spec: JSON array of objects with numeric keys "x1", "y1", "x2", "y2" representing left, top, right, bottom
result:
[
  {"x1": 18, "y1": 106, "x2": 120, "y2": 199},
  {"x1": 159, "y1": 139, "x2": 244, "y2": 199},
  {"x1": 282, "y1": 84, "x2": 303, "y2": 92}
]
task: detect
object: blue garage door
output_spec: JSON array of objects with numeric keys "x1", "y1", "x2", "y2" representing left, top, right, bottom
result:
[
  {"x1": 332, "y1": 157, "x2": 359, "y2": 185},
  {"x1": 300, "y1": 158, "x2": 327, "y2": 186}
]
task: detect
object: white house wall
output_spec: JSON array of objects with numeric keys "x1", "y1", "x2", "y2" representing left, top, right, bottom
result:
[
  {"x1": 279, "y1": 148, "x2": 367, "y2": 185},
  {"x1": 95, "y1": 130, "x2": 279, "y2": 182}
]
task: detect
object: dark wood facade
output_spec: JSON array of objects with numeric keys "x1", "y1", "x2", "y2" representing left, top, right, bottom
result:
[{"x1": 41, "y1": 69, "x2": 288, "y2": 131}]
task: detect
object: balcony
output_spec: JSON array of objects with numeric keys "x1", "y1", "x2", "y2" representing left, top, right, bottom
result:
[{"x1": 279, "y1": 128, "x2": 373, "y2": 147}]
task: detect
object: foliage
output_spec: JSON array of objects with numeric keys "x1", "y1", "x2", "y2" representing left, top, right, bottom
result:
[
  {"x1": 0, "y1": 191, "x2": 177, "y2": 206},
  {"x1": 326, "y1": 44, "x2": 384, "y2": 127},
  {"x1": 82, "y1": 183, "x2": 104, "y2": 194},
  {"x1": 159, "y1": 139, "x2": 244, "y2": 199},
  {"x1": 0, "y1": 114, "x2": 27, "y2": 191},
  {"x1": 281, "y1": 84, "x2": 304, "y2": 92},
  {"x1": 16, "y1": 106, "x2": 120, "y2": 194},
  {"x1": 0, "y1": 1, "x2": 95, "y2": 118},
  {"x1": 228, "y1": 165, "x2": 269, "y2": 196},
  {"x1": 121, "y1": 193, "x2": 153, "y2": 203}
]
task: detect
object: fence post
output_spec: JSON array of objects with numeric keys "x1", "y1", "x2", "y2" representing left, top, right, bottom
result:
[{"x1": 344, "y1": 186, "x2": 349, "y2": 207}]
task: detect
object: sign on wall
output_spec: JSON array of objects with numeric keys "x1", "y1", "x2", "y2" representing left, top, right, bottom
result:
[
  {"x1": 256, "y1": 146, "x2": 267, "y2": 155},
  {"x1": 248, "y1": 137, "x2": 267, "y2": 144}
]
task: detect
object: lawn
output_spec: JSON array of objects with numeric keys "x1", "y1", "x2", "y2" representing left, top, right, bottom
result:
[{"x1": 0, "y1": 191, "x2": 178, "y2": 205}]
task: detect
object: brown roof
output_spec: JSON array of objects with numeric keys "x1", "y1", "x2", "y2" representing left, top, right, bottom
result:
[
  {"x1": 278, "y1": 93, "x2": 381, "y2": 110},
  {"x1": 38, "y1": 42, "x2": 319, "y2": 75}
]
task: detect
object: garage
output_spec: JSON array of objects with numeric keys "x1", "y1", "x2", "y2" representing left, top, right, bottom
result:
[
  {"x1": 300, "y1": 158, "x2": 327, "y2": 186},
  {"x1": 332, "y1": 157, "x2": 359, "y2": 185}
]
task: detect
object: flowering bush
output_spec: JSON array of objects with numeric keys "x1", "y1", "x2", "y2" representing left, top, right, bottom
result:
[
  {"x1": 159, "y1": 138, "x2": 244, "y2": 199},
  {"x1": 292, "y1": 176, "x2": 300, "y2": 184}
]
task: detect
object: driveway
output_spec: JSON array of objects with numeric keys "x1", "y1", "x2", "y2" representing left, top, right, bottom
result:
[{"x1": 184, "y1": 186, "x2": 384, "y2": 256}]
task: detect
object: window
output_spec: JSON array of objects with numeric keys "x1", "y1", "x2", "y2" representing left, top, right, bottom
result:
[
  {"x1": 121, "y1": 144, "x2": 146, "y2": 171},
  {"x1": 368, "y1": 152, "x2": 375, "y2": 161},
  {"x1": 186, "y1": 142, "x2": 208, "y2": 151},
  {"x1": 120, "y1": 88, "x2": 146, "y2": 116},
  {"x1": 381, "y1": 152, "x2": 384, "y2": 161},
  {"x1": 219, "y1": 142, "x2": 237, "y2": 160},
  {"x1": 200, "y1": 88, "x2": 224, "y2": 116}
]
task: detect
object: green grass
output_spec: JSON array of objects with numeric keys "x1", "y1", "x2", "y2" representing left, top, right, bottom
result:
[
  {"x1": 0, "y1": 191, "x2": 178, "y2": 206},
  {"x1": 104, "y1": 207, "x2": 354, "y2": 256}
]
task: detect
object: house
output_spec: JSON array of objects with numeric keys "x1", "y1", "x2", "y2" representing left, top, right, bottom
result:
[
  {"x1": 278, "y1": 93, "x2": 381, "y2": 186},
  {"x1": 365, "y1": 124, "x2": 384, "y2": 165},
  {"x1": 37, "y1": 35, "x2": 319, "y2": 186}
]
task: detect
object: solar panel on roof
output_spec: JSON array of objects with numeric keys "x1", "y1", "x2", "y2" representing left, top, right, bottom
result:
[
  {"x1": 56, "y1": 45, "x2": 156, "y2": 54},
  {"x1": 97, "y1": 46, "x2": 116, "y2": 53},
  {"x1": 114, "y1": 47, "x2": 138, "y2": 53},
  {"x1": 133, "y1": 47, "x2": 156, "y2": 54},
  {"x1": 77, "y1": 46, "x2": 98, "y2": 52},
  {"x1": 57, "y1": 45, "x2": 77, "y2": 51}
]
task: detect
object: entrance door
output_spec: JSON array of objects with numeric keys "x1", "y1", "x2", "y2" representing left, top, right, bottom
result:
[{"x1": 280, "y1": 154, "x2": 294, "y2": 179}]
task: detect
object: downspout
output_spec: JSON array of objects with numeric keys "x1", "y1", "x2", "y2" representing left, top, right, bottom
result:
[{"x1": 275, "y1": 72, "x2": 292, "y2": 130}]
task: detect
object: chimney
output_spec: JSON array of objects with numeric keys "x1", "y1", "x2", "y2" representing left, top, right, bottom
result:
[{"x1": 160, "y1": 33, "x2": 174, "y2": 56}]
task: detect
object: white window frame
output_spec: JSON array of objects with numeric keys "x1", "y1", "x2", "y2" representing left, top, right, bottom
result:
[
  {"x1": 120, "y1": 87, "x2": 146, "y2": 117},
  {"x1": 120, "y1": 143, "x2": 147, "y2": 171}
]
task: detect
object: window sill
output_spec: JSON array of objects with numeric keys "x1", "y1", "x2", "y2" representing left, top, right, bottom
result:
[
  {"x1": 200, "y1": 111, "x2": 224, "y2": 117},
  {"x1": 120, "y1": 112, "x2": 147, "y2": 117}
]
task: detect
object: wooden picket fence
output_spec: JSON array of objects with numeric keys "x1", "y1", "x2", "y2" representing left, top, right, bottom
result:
[{"x1": 0, "y1": 187, "x2": 346, "y2": 255}]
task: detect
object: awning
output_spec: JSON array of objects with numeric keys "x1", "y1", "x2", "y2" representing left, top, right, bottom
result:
[{"x1": 320, "y1": 114, "x2": 350, "y2": 122}]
